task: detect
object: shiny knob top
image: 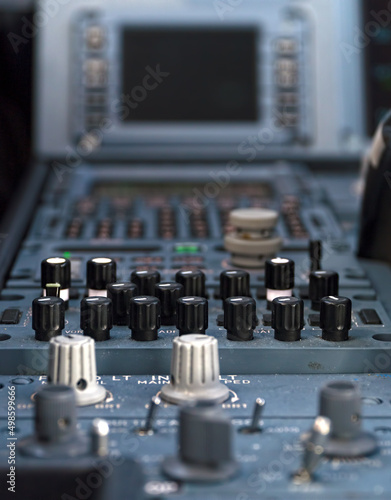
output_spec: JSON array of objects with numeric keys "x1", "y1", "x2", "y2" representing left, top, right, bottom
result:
[
  {"x1": 271, "y1": 296, "x2": 304, "y2": 342},
  {"x1": 86, "y1": 257, "x2": 116, "y2": 291},
  {"x1": 129, "y1": 296, "x2": 161, "y2": 341},
  {"x1": 224, "y1": 296, "x2": 257, "y2": 341},
  {"x1": 32, "y1": 296, "x2": 65, "y2": 341},
  {"x1": 220, "y1": 270, "x2": 250, "y2": 301},
  {"x1": 80, "y1": 296, "x2": 113, "y2": 341},
  {"x1": 176, "y1": 296, "x2": 208, "y2": 335},
  {"x1": 107, "y1": 281, "x2": 138, "y2": 325},
  {"x1": 309, "y1": 270, "x2": 339, "y2": 310},
  {"x1": 175, "y1": 269, "x2": 206, "y2": 297},
  {"x1": 154, "y1": 282, "x2": 184, "y2": 325},
  {"x1": 320, "y1": 296, "x2": 352, "y2": 341},
  {"x1": 41, "y1": 257, "x2": 71, "y2": 289},
  {"x1": 130, "y1": 269, "x2": 161, "y2": 296}
]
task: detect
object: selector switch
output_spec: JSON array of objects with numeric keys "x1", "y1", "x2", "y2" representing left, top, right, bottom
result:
[
  {"x1": 319, "y1": 381, "x2": 377, "y2": 457},
  {"x1": 131, "y1": 269, "x2": 160, "y2": 296},
  {"x1": 107, "y1": 282, "x2": 138, "y2": 325},
  {"x1": 19, "y1": 385, "x2": 89, "y2": 458},
  {"x1": 80, "y1": 296, "x2": 113, "y2": 341},
  {"x1": 48, "y1": 334, "x2": 107, "y2": 406},
  {"x1": 176, "y1": 296, "x2": 208, "y2": 335},
  {"x1": 320, "y1": 296, "x2": 352, "y2": 342},
  {"x1": 175, "y1": 269, "x2": 206, "y2": 297},
  {"x1": 32, "y1": 296, "x2": 65, "y2": 342},
  {"x1": 129, "y1": 296, "x2": 161, "y2": 341},
  {"x1": 161, "y1": 334, "x2": 229, "y2": 405},
  {"x1": 162, "y1": 405, "x2": 238, "y2": 482},
  {"x1": 309, "y1": 270, "x2": 339, "y2": 311},
  {"x1": 41, "y1": 257, "x2": 71, "y2": 308},
  {"x1": 155, "y1": 282, "x2": 184, "y2": 325},
  {"x1": 265, "y1": 257, "x2": 295, "y2": 308},
  {"x1": 224, "y1": 297, "x2": 257, "y2": 341},
  {"x1": 224, "y1": 208, "x2": 282, "y2": 268},
  {"x1": 220, "y1": 270, "x2": 250, "y2": 302},
  {"x1": 271, "y1": 296, "x2": 304, "y2": 342},
  {"x1": 86, "y1": 257, "x2": 116, "y2": 297}
]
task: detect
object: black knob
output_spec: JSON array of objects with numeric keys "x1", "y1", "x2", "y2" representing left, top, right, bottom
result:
[
  {"x1": 309, "y1": 270, "x2": 339, "y2": 311},
  {"x1": 131, "y1": 269, "x2": 160, "y2": 296},
  {"x1": 107, "y1": 282, "x2": 138, "y2": 325},
  {"x1": 176, "y1": 296, "x2": 208, "y2": 335},
  {"x1": 271, "y1": 296, "x2": 304, "y2": 342},
  {"x1": 175, "y1": 269, "x2": 206, "y2": 297},
  {"x1": 129, "y1": 296, "x2": 161, "y2": 341},
  {"x1": 162, "y1": 405, "x2": 238, "y2": 482},
  {"x1": 320, "y1": 296, "x2": 351, "y2": 342},
  {"x1": 220, "y1": 270, "x2": 250, "y2": 301},
  {"x1": 86, "y1": 258, "x2": 116, "y2": 294},
  {"x1": 155, "y1": 282, "x2": 184, "y2": 325},
  {"x1": 80, "y1": 296, "x2": 113, "y2": 341},
  {"x1": 309, "y1": 240, "x2": 322, "y2": 272},
  {"x1": 41, "y1": 257, "x2": 71, "y2": 307},
  {"x1": 265, "y1": 258, "x2": 295, "y2": 309},
  {"x1": 32, "y1": 296, "x2": 65, "y2": 341},
  {"x1": 224, "y1": 297, "x2": 256, "y2": 341}
]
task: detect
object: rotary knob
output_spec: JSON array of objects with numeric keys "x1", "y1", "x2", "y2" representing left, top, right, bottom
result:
[
  {"x1": 319, "y1": 381, "x2": 377, "y2": 457},
  {"x1": 86, "y1": 257, "x2": 116, "y2": 296},
  {"x1": 107, "y1": 282, "x2": 138, "y2": 325},
  {"x1": 220, "y1": 270, "x2": 250, "y2": 302},
  {"x1": 265, "y1": 257, "x2": 295, "y2": 308},
  {"x1": 271, "y1": 296, "x2": 304, "y2": 342},
  {"x1": 48, "y1": 334, "x2": 106, "y2": 406},
  {"x1": 41, "y1": 257, "x2": 71, "y2": 308},
  {"x1": 154, "y1": 282, "x2": 184, "y2": 325},
  {"x1": 129, "y1": 296, "x2": 161, "y2": 341},
  {"x1": 32, "y1": 296, "x2": 65, "y2": 342},
  {"x1": 162, "y1": 405, "x2": 238, "y2": 482},
  {"x1": 161, "y1": 334, "x2": 229, "y2": 405},
  {"x1": 19, "y1": 385, "x2": 89, "y2": 458},
  {"x1": 130, "y1": 269, "x2": 160, "y2": 296},
  {"x1": 320, "y1": 296, "x2": 352, "y2": 342},
  {"x1": 175, "y1": 269, "x2": 206, "y2": 297},
  {"x1": 309, "y1": 270, "x2": 339, "y2": 311},
  {"x1": 80, "y1": 296, "x2": 113, "y2": 341},
  {"x1": 176, "y1": 296, "x2": 208, "y2": 335},
  {"x1": 224, "y1": 296, "x2": 257, "y2": 341}
]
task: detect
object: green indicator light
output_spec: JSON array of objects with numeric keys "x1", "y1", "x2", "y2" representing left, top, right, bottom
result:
[
  {"x1": 63, "y1": 251, "x2": 72, "y2": 259},
  {"x1": 175, "y1": 245, "x2": 200, "y2": 254}
]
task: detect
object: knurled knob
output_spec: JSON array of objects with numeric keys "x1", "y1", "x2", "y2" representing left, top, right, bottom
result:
[
  {"x1": 41, "y1": 257, "x2": 71, "y2": 306},
  {"x1": 154, "y1": 282, "x2": 184, "y2": 325},
  {"x1": 32, "y1": 296, "x2": 65, "y2": 341},
  {"x1": 161, "y1": 334, "x2": 229, "y2": 405},
  {"x1": 320, "y1": 296, "x2": 352, "y2": 342},
  {"x1": 80, "y1": 296, "x2": 113, "y2": 341},
  {"x1": 86, "y1": 257, "x2": 116, "y2": 296},
  {"x1": 220, "y1": 270, "x2": 250, "y2": 301},
  {"x1": 271, "y1": 296, "x2": 304, "y2": 342},
  {"x1": 176, "y1": 296, "x2": 208, "y2": 335},
  {"x1": 130, "y1": 269, "x2": 160, "y2": 296},
  {"x1": 175, "y1": 269, "x2": 206, "y2": 297},
  {"x1": 48, "y1": 334, "x2": 107, "y2": 406},
  {"x1": 309, "y1": 270, "x2": 339, "y2": 311},
  {"x1": 224, "y1": 296, "x2": 257, "y2": 341},
  {"x1": 107, "y1": 282, "x2": 138, "y2": 325},
  {"x1": 129, "y1": 296, "x2": 161, "y2": 341}
]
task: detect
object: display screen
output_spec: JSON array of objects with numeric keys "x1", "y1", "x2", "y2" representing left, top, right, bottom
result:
[{"x1": 121, "y1": 28, "x2": 258, "y2": 122}]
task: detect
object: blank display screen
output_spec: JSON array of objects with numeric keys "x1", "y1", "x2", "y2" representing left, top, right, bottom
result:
[{"x1": 121, "y1": 28, "x2": 258, "y2": 122}]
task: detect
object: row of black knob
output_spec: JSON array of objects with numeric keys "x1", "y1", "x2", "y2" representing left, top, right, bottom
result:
[
  {"x1": 33, "y1": 292, "x2": 351, "y2": 343},
  {"x1": 42, "y1": 256, "x2": 336, "y2": 307}
]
